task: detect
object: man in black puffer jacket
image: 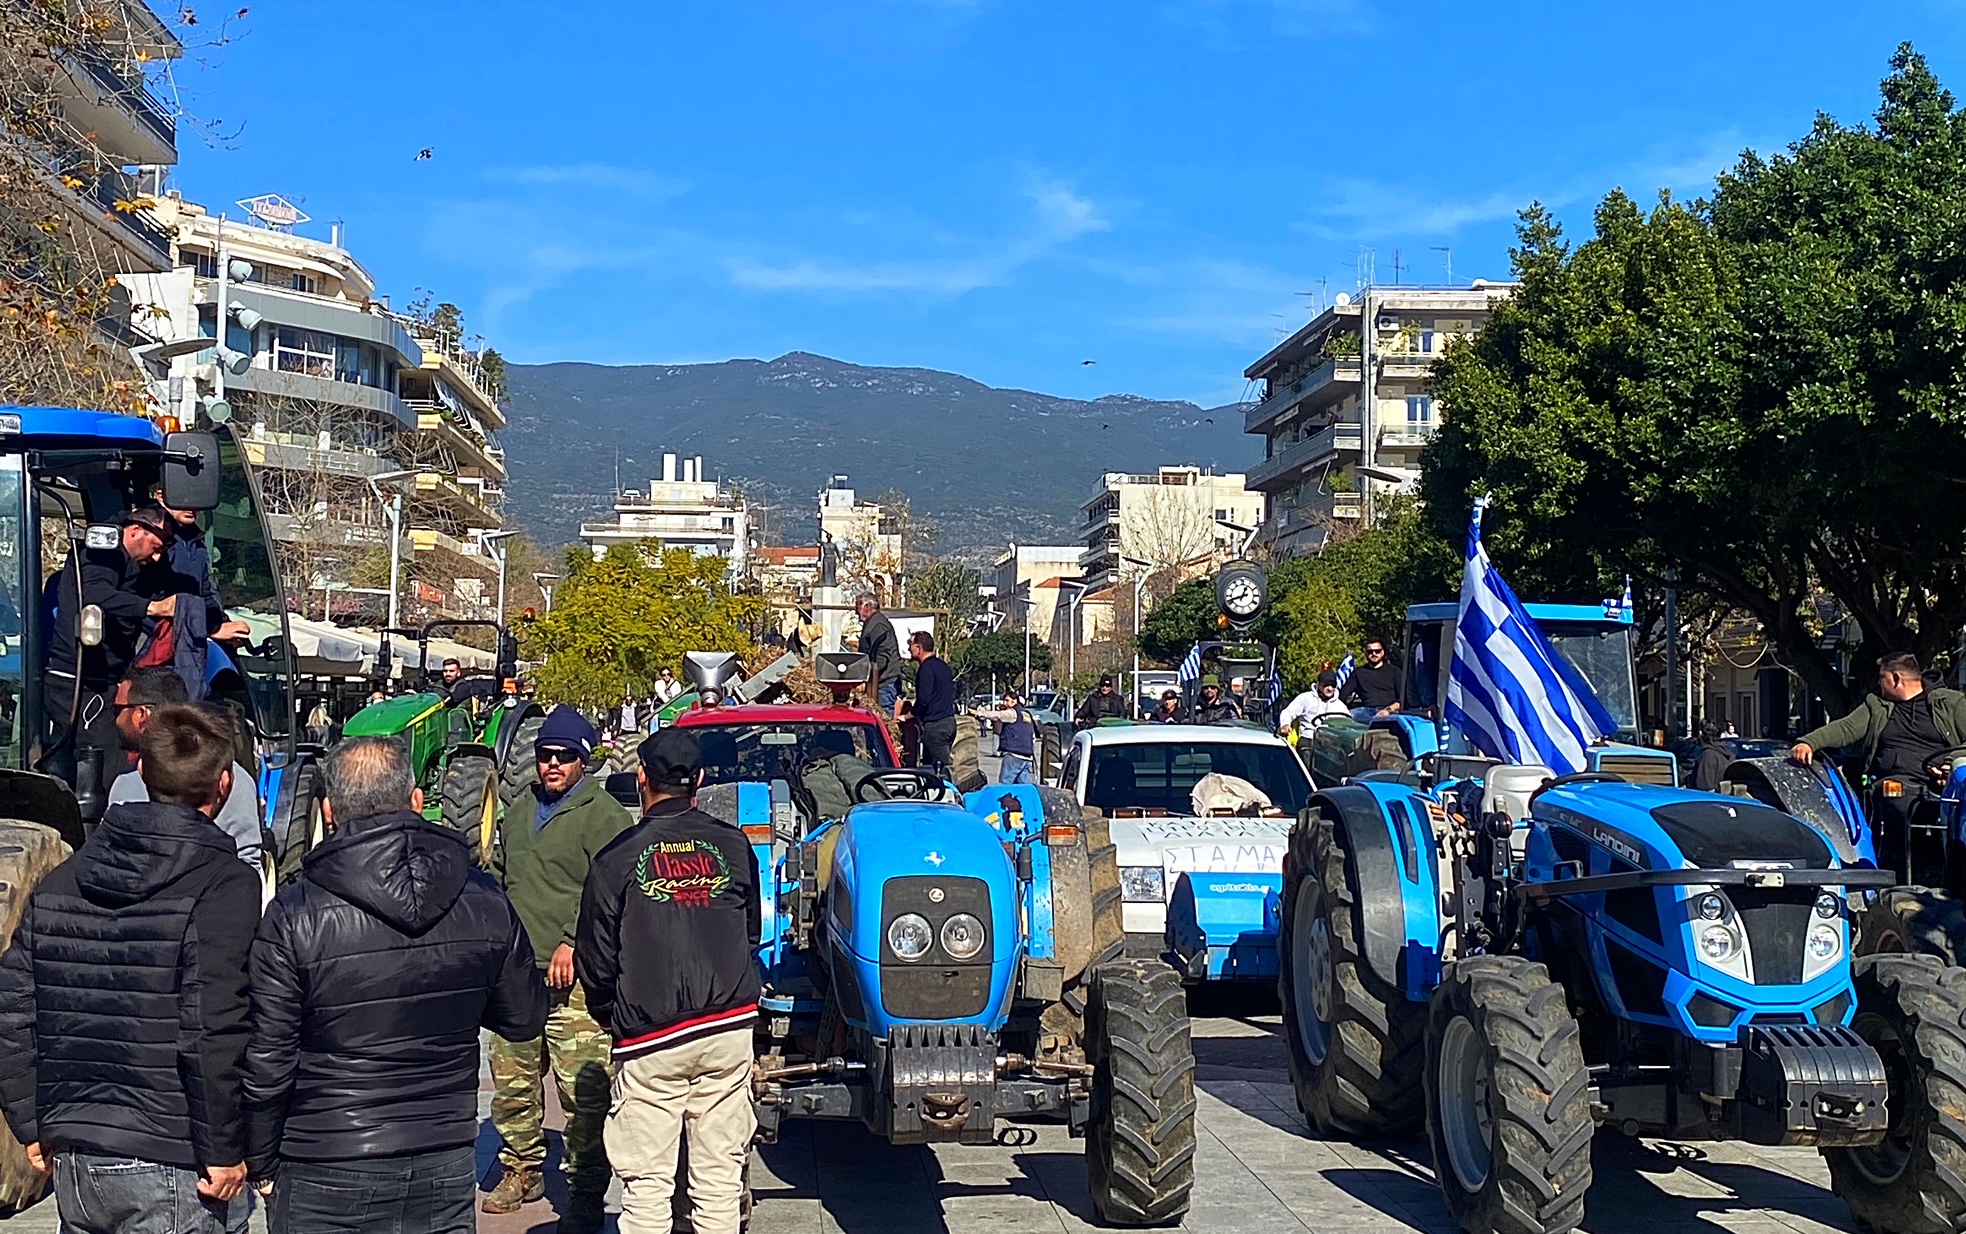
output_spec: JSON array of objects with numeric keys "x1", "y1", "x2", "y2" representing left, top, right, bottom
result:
[
  {"x1": 243, "y1": 737, "x2": 546, "y2": 1234},
  {"x1": 0, "y1": 704, "x2": 259, "y2": 1234}
]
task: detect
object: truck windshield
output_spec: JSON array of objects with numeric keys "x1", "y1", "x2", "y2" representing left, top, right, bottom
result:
[
  {"x1": 691, "y1": 721, "x2": 895, "y2": 786},
  {"x1": 1546, "y1": 627, "x2": 1637, "y2": 731},
  {"x1": 0, "y1": 457, "x2": 25, "y2": 769},
  {"x1": 1085, "y1": 741, "x2": 1311, "y2": 815}
]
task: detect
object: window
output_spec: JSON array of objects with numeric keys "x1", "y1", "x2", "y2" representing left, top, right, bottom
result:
[
  {"x1": 290, "y1": 272, "x2": 316, "y2": 294},
  {"x1": 690, "y1": 722, "x2": 895, "y2": 787},
  {"x1": 273, "y1": 327, "x2": 336, "y2": 379},
  {"x1": 1083, "y1": 741, "x2": 1311, "y2": 815},
  {"x1": 189, "y1": 250, "x2": 218, "y2": 278},
  {"x1": 1419, "y1": 330, "x2": 1437, "y2": 353},
  {"x1": 1406, "y1": 396, "x2": 1434, "y2": 425}
]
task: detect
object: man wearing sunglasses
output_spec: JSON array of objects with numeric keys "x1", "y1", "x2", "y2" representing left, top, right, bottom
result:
[
  {"x1": 1341, "y1": 639, "x2": 1404, "y2": 721},
  {"x1": 485, "y1": 708, "x2": 635, "y2": 1232}
]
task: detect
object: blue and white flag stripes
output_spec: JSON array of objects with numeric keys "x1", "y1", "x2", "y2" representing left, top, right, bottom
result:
[
  {"x1": 1445, "y1": 499, "x2": 1617, "y2": 776},
  {"x1": 1176, "y1": 642, "x2": 1204, "y2": 683},
  {"x1": 1333, "y1": 654, "x2": 1356, "y2": 690}
]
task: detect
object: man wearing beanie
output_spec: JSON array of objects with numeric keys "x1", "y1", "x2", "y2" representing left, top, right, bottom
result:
[
  {"x1": 484, "y1": 707, "x2": 635, "y2": 1232},
  {"x1": 577, "y1": 728, "x2": 761, "y2": 1234}
]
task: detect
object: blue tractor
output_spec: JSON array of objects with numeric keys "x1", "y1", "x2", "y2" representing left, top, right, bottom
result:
[
  {"x1": 1276, "y1": 684, "x2": 1966, "y2": 1230},
  {"x1": 681, "y1": 654, "x2": 1198, "y2": 1226},
  {"x1": 0, "y1": 409, "x2": 302, "y2": 1213}
]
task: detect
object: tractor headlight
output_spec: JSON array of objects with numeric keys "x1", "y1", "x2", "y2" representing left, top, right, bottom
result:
[
  {"x1": 1698, "y1": 924, "x2": 1741, "y2": 962},
  {"x1": 1697, "y1": 893, "x2": 1727, "y2": 921},
  {"x1": 1121, "y1": 866, "x2": 1167, "y2": 903},
  {"x1": 1808, "y1": 921, "x2": 1842, "y2": 962},
  {"x1": 940, "y1": 913, "x2": 987, "y2": 961},
  {"x1": 1815, "y1": 892, "x2": 1840, "y2": 919},
  {"x1": 887, "y1": 913, "x2": 933, "y2": 961}
]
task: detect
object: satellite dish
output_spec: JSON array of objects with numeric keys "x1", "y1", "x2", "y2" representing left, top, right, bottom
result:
[{"x1": 1334, "y1": 292, "x2": 1352, "y2": 307}]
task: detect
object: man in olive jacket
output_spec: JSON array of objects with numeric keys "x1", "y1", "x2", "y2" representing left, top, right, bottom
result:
[
  {"x1": 1793, "y1": 652, "x2": 1966, "y2": 876},
  {"x1": 484, "y1": 707, "x2": 635, "y2": 1233}
]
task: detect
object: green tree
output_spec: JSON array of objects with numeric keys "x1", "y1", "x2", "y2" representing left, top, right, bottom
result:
[
  {"x1": 520, "y1": 545, "x2": 764, "y2": 709},
  {"x1": 430, "y1": 301, "x2": 464, "y2": 340},
  {"x1": 908, "y1": 560, "x2": 982, "y2": 664},
  {"x1": 1272, "y1": 575, "x2": 1360, "y2": 695},
  {"x1": 1425, "y1": 46, "x2": 1966, "y2": 710},
  {"x1": 1136, "y1": 579, "x2": 1218, "y2": 663},
  {"x1": 955, "y1": 630, "x2": 1052, "y2": 686}
]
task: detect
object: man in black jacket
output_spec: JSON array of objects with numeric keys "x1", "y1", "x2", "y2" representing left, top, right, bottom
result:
[
  {"x1": 242, "y1": 736, "x2": 547, "y2": 1234},
  {"x1": 577, "y1": 729, "x2": 760, "y2": 1234},
  {"x1": 1341, "y1": 638, "x2": 1403, "y2": 719},
  {"x1": 0, "y1": 704, "x2": 259, "y2": 1233},
  {"x1": 856, "y1": 593, "x2": 903, "y2": 714},
  {"x1": 1075, "y1": 675, "x2": 1130, "y2": 729},
  {"x1": 903, "y1": 630, "x2": 958, "y2": 778}
]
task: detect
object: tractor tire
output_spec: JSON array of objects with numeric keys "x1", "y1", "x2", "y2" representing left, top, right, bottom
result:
[
  {"x1": 0, "y1": 820, "x2": 69, "y2": 1216},
  {"x1": 1424, "y1": 955, "x2": 1593, "y2": 1234},
  {"x1": 1056, "y1": 809, "x2": 1125, "y2": 1028},
  {"x1": 440, "y1": 752, "x2": 499, "y2": 871},
  {"x1": 1279, "y1": 808, "x2": 1426, "y2": 1137},
  {"x1": 1085, "y1": 959, "x2": 1196, "y2": 1227},
  {"x1": 498, "y1": 712, "x2": 548, "y2": 815},
  {"x1": 1823, "y1": 954, "x2": 1966, "y2": 1234},
  {"x1": 1856, "y1": 886, "x2": 1966, "y2": 965}
]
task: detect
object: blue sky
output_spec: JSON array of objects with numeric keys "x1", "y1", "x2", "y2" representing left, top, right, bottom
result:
[{"x1": 165, "y1": 0, "x2": 1963, "y2": 406}]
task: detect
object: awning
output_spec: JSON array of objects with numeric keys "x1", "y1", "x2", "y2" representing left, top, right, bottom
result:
[{"x1": 237, "y1": 613, "x2": 495, "y2": 678}]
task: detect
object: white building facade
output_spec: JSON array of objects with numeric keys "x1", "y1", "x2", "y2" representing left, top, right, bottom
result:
[{"x1": 581, "y1": 452, "x2": 751, "y2": 576}]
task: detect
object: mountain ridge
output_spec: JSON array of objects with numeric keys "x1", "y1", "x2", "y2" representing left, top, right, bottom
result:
[{"x1": 499, "y1": 351, "x2": 1258, "y2": 554}]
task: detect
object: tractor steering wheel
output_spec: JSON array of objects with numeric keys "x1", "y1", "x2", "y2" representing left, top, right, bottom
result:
[
  {"x1": 853, "y1": 769, "x2": 956, "y2": 803},
  {"x1": 1527, "y1": 770, "x2": 1627, "y2": 807}
]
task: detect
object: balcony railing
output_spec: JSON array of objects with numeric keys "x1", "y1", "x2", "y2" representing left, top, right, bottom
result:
[
  {"x1": 1246, "y1": 421, "x2": 1363, "y2": 491},
  {"x1": 1245, "y1": 357, "x2": 1361, "y2": 434},
  {"x1": 73, "y1": 162, "x2": 172, "y2": 260},
  {"x1": 70, "y1": 45, "x2": 176, "y2": 145}
]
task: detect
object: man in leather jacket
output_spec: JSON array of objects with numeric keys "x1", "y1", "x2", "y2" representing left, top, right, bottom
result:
[{"x1": 242, "y1": 737, "x2": 546, "y2": 1234}]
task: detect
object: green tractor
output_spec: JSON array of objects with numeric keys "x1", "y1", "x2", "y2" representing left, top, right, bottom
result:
[{"x1": 332, "y1": 621, "x2": 544, "y2": 868}]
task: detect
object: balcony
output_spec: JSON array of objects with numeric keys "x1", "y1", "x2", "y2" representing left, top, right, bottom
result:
[
  {"x1": 412, "y1": 409, "x2": 505, "y2": 479},
  {"x1": 411, "y1": 472, "x2": 500, "y2": 530},
  {"x1": 1245, "y1": 422, "x2": 1363, "y2": 492},
  {"x1": 1379, "y1": 422, "x2": 1438, "y2": 452},
  {"x1": 1245, "y1": 357, "x2": 1360, "y2": 434},
  {"x1": 241, "y1": 435, "x2": 391, "y2": 478},
  {"x1": 59, "y1": 45, "x2": 176, "y2": 166}
]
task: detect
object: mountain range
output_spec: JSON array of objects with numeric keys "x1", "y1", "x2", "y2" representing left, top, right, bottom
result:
[{"x1": 499, "y1": 352, "x2": 1257, "y2": 556}]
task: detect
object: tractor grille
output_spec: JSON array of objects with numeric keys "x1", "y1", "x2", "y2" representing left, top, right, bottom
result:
[
  {"x1": 1550, "y1": 825, "x2": 1590, "y2": 867},
  {"x1": 881, "y1": 876, "x2": 993, "y2": 1020},
  {"x1": 1737, "y1": 887, "x2": 1812, "y2": 985},
  {"x1": 1595, "y1": 754, "x2": 1679, "y2": 786}
]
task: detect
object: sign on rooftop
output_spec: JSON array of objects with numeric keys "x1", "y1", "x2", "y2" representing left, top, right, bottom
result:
[{"x1": 236, "y1": 194, "x2": 309, "y2": 231}]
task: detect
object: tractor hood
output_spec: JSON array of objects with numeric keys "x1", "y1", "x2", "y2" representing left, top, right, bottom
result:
[{"x1": 1531, "y1": 782, "x2": 1834, "y2": 871}]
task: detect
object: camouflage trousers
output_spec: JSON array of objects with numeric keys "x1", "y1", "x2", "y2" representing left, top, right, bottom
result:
[{"x1": 489, "y1": 979, "x2": 615, "y2": 1193}]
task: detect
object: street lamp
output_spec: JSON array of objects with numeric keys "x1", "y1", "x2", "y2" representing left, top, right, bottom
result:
[
  {"x1": 532, "y1": 571, "x2": 561, "y2": 614},
  {"x1": 1058, "y1": 578, "x2": 1089, "y2": 714},
  {"x1": 477, "y1": 529, "x2": 520, "y2": 625},
  {"x1": 364, "y1": 470, "x2": 418, "y2": 629},
  {"x1": 1120, "y1": 556, "x2": 1153, "y2": 718}
]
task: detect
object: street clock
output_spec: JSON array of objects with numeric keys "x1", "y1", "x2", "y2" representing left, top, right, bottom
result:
[{"x1": 1215, "y1": 563, "x2": 1269, "y2": 627}]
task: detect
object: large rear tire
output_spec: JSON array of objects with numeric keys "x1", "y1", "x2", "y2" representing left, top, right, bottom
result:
[
  {"x1": 0, "y1": 820, "x2": 69, "y2": 1215},
  {"x1": 440, "y1": 753, "x2": 499, "y2": 871},
  {"x1": 1279, "y1": 808, "x2": 1426, "y2": 1137},
  {"x1": 1423, "y1": 956, "x2": 1593, "y2": 1234},
  {"x1": 1085, "y1": 960, "x2": 1196, "y2": 1227},
  {"x1": 1857, "y1": 886, "x2": 1966, "y2": 965},
  {"x1": 498, "y1": 712, "x2": 547, "y2": 815},
  {"x1": 1056, "y1": 810, "x2": 1125, "y2": 1027},
  {"x1": 1823, "y1": 955, "x2": 1966, "y2": 1234}
]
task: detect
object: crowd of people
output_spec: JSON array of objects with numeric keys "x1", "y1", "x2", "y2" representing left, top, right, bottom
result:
[{"x1": 0, "y1": 699, "x2": 761, "y2": 1234}]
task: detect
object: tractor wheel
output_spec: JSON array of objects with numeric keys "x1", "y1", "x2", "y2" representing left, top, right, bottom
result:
[
  {"x1": 1823, "y1": 954, "x2": 1966, "y2": 1234},
  {"x1": 1856, "y1": 886, "x2": 1966, "y2": 965},
  {"x1": 1054, "y1": 809, "x2": 1125, "y2": 1034},
  {"x1": 1424, "y1": 955, "x2": 1593, "y2": 1234},
  {"x1": 0, "y1": 820, "x2": 69, "y2": 1216},
  {"x1": 498, "y1": 712, "x2": 548, "y2": 814},
  {"x1": 1279, "y1": 808, "x2": 1426, "y2": 1137},
  {"x1": 1084, "y1": 959, "x2": 1196, "y2": 1227},
  {"x1": 440, "y1": 753, "x2": 499, "y2": 871}
]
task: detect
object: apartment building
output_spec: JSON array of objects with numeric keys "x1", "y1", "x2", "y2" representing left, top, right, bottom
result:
[
  {"x1": 819, "y1": 476, "x2": 903, "y2": 599},
  {"x1": 1076, "y1": 465, "x2": 1262, "y2": 593},
  {"x1": 124, "y1": 193, "x2": 508, "y2": 621},
  {"x1": 580, "y1": 452, "x2": 752, "y2": 577},
  {"x1": 1242, "y1": 284, "x2": 1513, "y2": 555}
]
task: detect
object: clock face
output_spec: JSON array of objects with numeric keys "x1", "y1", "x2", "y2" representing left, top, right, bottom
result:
[{"x1": 1218, "y1": 567, "x2": 1267, "y2": 620}]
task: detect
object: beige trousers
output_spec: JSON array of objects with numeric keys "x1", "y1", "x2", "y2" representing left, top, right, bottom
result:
[{"x1": 604, "y1": 1026, "x2": 756, "y2": 1234}]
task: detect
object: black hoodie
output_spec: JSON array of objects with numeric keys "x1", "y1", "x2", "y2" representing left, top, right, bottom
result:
[
  {"x1": 242, "y1": 811, "x2": 546, "y2": 1171},
  {"x1": 0, "y1": 801, "x2": 260, "y2": 1170}
]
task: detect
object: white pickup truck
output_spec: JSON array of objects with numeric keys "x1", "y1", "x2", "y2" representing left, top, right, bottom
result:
[{"x1": 1060, "y1": 723, "x2": 1313, "y2": 983}]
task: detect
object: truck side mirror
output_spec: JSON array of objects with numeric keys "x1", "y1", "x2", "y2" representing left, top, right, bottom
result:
[
  {"x1": 161, "y1": 432, "x2": 222, "y2": 511},
  {"x1": 496, "y1": 631, "x2": 518, "y2": 686}
]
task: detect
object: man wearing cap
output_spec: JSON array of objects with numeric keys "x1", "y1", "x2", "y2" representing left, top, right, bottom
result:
[
  {"x1": 484, "y1": 707, "x2": 636, "y2": 1232},
  {"x1": 973, "y1": 685, "x2": 1040, "y2": 784},
  {"x1": 44, "y1": 506, "x2": 181, "y2": 801},
  {"x1": 577, "y1": 728, "x2": 761, "y2": 1234},
  {"x1": 1074, "y1": 675, "x2": 1130, "y2": 730},
  {"x1": 1277, "y1": 671, "x2": 1349, "y2": 743}
]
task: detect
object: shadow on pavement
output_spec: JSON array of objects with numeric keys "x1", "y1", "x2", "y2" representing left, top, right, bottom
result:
[{"x1": 1186, "y1": 982, "x2": 1282, "y2": 1021}]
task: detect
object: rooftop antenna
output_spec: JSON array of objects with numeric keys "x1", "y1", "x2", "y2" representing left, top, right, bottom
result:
[
  {"x1": 1391, "y1": 249, "x2": 1406, "y2": 285},
  {"x1": 1432, "y1": 245, "x2": 1453, "y2": 285}
]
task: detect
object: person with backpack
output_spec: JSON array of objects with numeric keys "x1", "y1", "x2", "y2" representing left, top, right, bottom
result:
[{"x1": 973, "y1": 686, "x2": 1041, "y2": 784}]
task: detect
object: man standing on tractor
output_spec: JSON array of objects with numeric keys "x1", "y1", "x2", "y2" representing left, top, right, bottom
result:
[
  {"x1": 158, "y1": 499, "x2": 252, "y2": 645},
  {"x1": 484, "y1": 708, "x2": 636, "y2": 1232},
  {"x1": 1277, "y1": 671, "x2": 1348, "y2": 742},
  {"x1": 1792, "y1": 652, "x2": 1966, "y2": 876},
  {"x1": 1340, "y1": 638, "x2": 1403, "y2": 720},
  {"x1": 1075, "y1": 675, "x2": 1130, "y2": 729},
  {"x1": 576, "y1": 728, "x2": 760, "y2": 1234},
  {"x1": 856, "y1": 593, "x2": 903, "y2": 715}
]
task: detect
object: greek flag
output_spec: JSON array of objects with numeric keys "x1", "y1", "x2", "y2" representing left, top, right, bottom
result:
[
  {"x1": 1176, "y1": 643, "x2": 1203, "y2": 683},
  {"x1": 1333, "y1": 654, "x2": 1356, "y2": 690},
  {"x1": 1445, "y1": 499, "x2": 1615, "y2": 776}
]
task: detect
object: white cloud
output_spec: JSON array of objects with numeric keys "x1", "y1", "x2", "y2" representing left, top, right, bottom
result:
[{"x1": 727, "y1": 177, "x2": 1108, "y2": 296}]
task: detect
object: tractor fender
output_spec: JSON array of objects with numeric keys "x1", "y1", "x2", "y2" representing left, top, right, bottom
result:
[
  {"x1": 1305, "y1": 784, "x2": 1443, "y2": 994},
  {"x1": 490, "y1": 700, "x2": 547, "y2": 771},
  {"x1": 1722, "y1": 756, "x2": 1875, "y2": 867},
  {"x1": 1377, "y1": 713, "x2": 1440, "y2": 760}
]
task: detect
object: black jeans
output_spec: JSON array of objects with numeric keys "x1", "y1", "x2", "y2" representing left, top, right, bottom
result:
[
  {"x1": 271, "y1": 1145, "x2": 475, "y2": 1234},
  {"x1": 53, "y1": 1152, "x2": 250, "y2": 1234},
  {"x1": 919, "y1": 717, "x2": 957, "y2": 778}
]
